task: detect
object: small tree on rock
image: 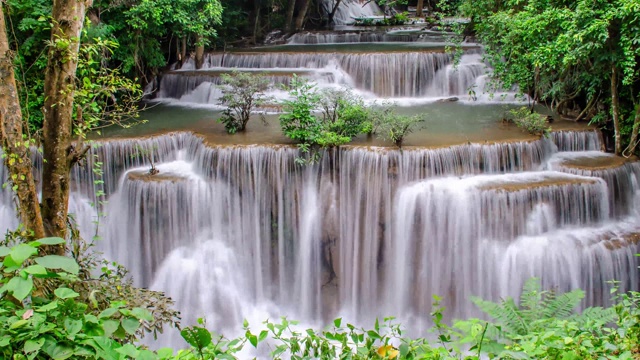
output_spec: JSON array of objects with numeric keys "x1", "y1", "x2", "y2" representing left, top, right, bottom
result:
[
  {"x1": 218, "y1": 71, "x2": 270, "y2": 134},
  {"x1": 374, "y1": 110, "x2": 424, "y2": 147}
]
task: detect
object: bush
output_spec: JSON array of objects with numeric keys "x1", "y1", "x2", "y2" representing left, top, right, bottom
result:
[
  {"x1": 372, "y1": 108, "x2": 424, "y2": 147},
  {"x1": 507, "y1": 106, "x2": 551, "y2": 136},
  {"x1": 218, "y1": 71, "x2": 270, "y2": 134},
  {"x1": 279, "y1": 79, "x2": 372, "y2": 159}
]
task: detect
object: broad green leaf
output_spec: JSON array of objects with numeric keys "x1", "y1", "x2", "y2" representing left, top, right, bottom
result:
[
  {"x1": 24, "y1": 264, "x2": 48, "y2": 275},
  {"x1": 31, "y1": 237, "x2": 66, "y2": 246},
  {"x1": 181, "y1": 326, "x2": 212, "y2": 349},
  {"x1": 131, "y1": 307, "x2": 154, "y2": 321},
  {"x1": 64, "y1": 318, "x2": 83, "y2": 336},
  {"x1": 54, "y1": 287, "x2": 79, "y2": 299},
  {"x1": 334, "y1": 318, "x2": 342, "y2": 328},
  {"x1": 156, "y1": 347, "x2": 174, "y2": 359},
  {"x1": 35, "y1": 256, "x2": 79, "y2": 274},
  {"x1": 9, "y1": 276, "x2": 33, "y2": 301},
  {"x1": 121, "y1": 317, "x2": 141, "y2": 335},
  {"x1": 102, "y1": 319, "x2": 120, "y2": 337},
  {"x1": 44, "y1": 342, "x2": 75, "y2": 360},
  {"x1": 10, "y1": 319, "x2": 29, "y2": 329},
  {"x1": 98, "y1": 307, "x2": 119, "y2": 319},
  {"x1": 0, "y1": 246, "x2": 11, "y2": 257},
  {"x1": 37, "y1": 300, "x2": 59, "y2": 312},
  {"x1": 10, "y1": 244, "x2": 38, "y2": 265},
  {"x1": 115, "y1": 344, "x2": 139, "y2": 358},
  {"x1": 24, "y1": 338, "x2": 45, "y2": 353}
]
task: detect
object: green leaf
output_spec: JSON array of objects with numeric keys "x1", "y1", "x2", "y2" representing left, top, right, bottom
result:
[
  {"x1": 98, "y1": 307, "x2": 119, "y2": 319},
  {"x1": 181, "y1": 326, "x2": 212, "y2": 349},
  {"x1": 9, "y1": 244, "x2": 38, "y2": 265},
  {"x1": 131, "y1": 307, "x2": 154, "y2": 321},
  {"x1": 258, "y1": 330, "x2": 268, "y2": 342},
  {"x1": 156, "y1": 347, "x2": 174, "y2": 359},
  {"x1": 334, "y1": 318, "x2": 342, "y2": 328},
  {"x1": 10, "y1": 319, "x2": 29, "y2": 329},
  {"x1": 115, "y1": 344, "x2": 139, "y2": 358},
  {"x1": 121, "y1": 317, "x2": 140, "y2": 335},
  {"x1": 64, "y1": 318, "x2": 83, "y2": 336},
  {"x1": 31, "y1": 237, "x2": 66, "y2": 246},
  {"x1": 9, "y1": 276, "x2": 33, "y2": 301},
  {"x1": 24, "y1": 264, "x2": 48, "y2": 275},
  {"x1": 54, "y1": 287, "x2": 79, "y2": 299},
  {"x1": 0, "y1": 246, "x2": 11, "y2": 257},
  {"x1": 101, "y1": 319, "x2": 120, "y2": 337},
  {"x1": 24, "y1": 338, "x2": 45, "y2": 353},
  {"x1": 37, "y1": 300, "x2": 59, "y2": 312},
  {"x1": 44, "y1": 342, "x2": 74, "y2": 360},
  {"x1": 35, "y1": 256, "x2": 79, "y2": 274}
]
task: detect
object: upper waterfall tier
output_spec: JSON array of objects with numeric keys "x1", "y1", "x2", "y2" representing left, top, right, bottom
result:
[
  {"x1": 159, "y1": 47, "x2": 508, "y2": 102},
  {"x1": 321, "y1": 0, "x2": 382, "y2": 25}
]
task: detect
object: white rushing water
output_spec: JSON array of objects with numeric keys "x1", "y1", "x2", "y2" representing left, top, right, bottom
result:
[{"x1": 2, "y1": 129, "x2": 639, "y2": 347}]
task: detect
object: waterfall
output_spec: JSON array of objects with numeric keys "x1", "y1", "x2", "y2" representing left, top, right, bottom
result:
[
  {"x1": 321, "y1": 0, "x2": 383, "y2": 25},
  {"x1": 1, "y1": 130, "x2": 638, "y2": 345}
]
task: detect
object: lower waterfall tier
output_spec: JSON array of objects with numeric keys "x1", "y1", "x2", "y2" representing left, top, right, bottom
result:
[{"x1": 0, "y1": 130, "x2": 636, "y2": 347}]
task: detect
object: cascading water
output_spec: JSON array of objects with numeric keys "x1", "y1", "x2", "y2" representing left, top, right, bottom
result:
[
  {"x1": 4, "y1": 128, "x2": 638, "y2": 347},
  {"x1": 321, "y1": 0, "x2": 383, "y2": 25}
]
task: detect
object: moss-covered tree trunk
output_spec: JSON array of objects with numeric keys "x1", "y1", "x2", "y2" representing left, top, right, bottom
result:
[
  {"x1": 0, "y1": 4, "x2": 45, "y2": 239},
  {"x1": 610, "y1": 64, "x2": 622, "y2": 155},
  {"x1": 195, "y1": 35, "x2": 205, "y2": 69},
  {"x1": 42, "y1": 0, "x2": 92, "y2": 245}
]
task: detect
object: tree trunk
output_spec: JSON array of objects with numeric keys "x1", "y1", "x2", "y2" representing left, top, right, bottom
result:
[
  {"x1": 610, "y1": 64, "x2": 622, "y2": 155},
  {"x1": 0, "y1": 4, "x2": 46, "y2": 239},
  {"x1": 42, "y1": 0, "x2": 92, "y2": 245},
  {"x1": 180, "y1": 35, "x2": 187, "y2": 67},
  {"x1": 624, "y1": 103, "x2": 640, "y2": 156},
  {"x1": 328, "y1": 0, "x2": 343, "y2": 24},
  {"x1": 416, "y1": 0, "x2": 424, "y2": 17},
  {"x1": 294, "y1": 0, "x2": 311, "y2": 30},
  {"x1": 195, "y1": 34, "x2": 205, "y2": 69},
  {"x1": 285, "y1": 0, "x2": 296, "y2": 32}
]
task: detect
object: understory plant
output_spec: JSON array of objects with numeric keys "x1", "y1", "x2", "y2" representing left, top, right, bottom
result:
[
  {"x1": 506, "y1": 107, "x2": 551, "y2": 137},
  {"x1": 279, "y1": 77, "x2": 371, "y2": 163},
  {"x1": 218, "y1": 71, "x2": 270, "y2": 134},
  {"x1": 371, "y1": 107, "x2": 424, "y2": 147}
]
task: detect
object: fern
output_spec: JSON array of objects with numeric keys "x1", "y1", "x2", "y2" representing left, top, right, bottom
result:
[
  {"x1": 472, "y1": 278, "x2": 589, "y2": 337},
  {"x1": 542, "y1": 289, "x2": 584, "y2": 319}
]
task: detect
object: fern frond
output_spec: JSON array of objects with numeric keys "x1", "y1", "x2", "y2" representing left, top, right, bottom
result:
[
  {"x1": 570, "y1": 306, "x2": 616, "y2": 327},
  {"x1": 501, "y1": 297, "x2": 528, "y2": 335},
  {"x1": 543, "y1": 289, "x2": 584, "y2": 319},
  {"x1": 519, "y1": 278, "x2": 544, "y2": 323}
]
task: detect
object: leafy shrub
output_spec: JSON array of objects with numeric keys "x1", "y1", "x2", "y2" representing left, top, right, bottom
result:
[
  {"x1": 0, "y1": 237, "x2": 173, "y2": 359},
  {"x1": 218, "y1": 71, "x2": 270, "y2": 134},
  {"x1": 507, "y1": 107, "x2": 551, "y2": 136},
  {"x1": 373, "y1": 109, "x2": 424, "y2": 147},
  {"x1": 280, "y1": 79, "x2": 372, "y2": 160}
]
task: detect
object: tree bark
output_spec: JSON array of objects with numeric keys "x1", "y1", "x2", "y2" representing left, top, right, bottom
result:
[
  {"x1": 42, "y1": 0, "x2": 92, "y2": 244},
  {"x1": 416, "y1": 0, "x2": 424, "y2": 17},
  {"x1": 624, "y1": 103, "x2": 640, "y2": 156},
  {"x1": 0, "y1": 4, "x2": 46, "y2": 239},
  {"x1": 294, "y1": 0, "x2": 311, "y2": 30},
  {"x1": 285, "y1": 0, "x2": 296, "y2": 32},
  {"x1": 195, "y1": 34, "x2": 205, "y2": 69},
  {"x1": 610, "y1": 64, "x2": 622, "y2": 155},
  {"x1": 328, "y1": 0, "x2": 343, "y2": 24}
]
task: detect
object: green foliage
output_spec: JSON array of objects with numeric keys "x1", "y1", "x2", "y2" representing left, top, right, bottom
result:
[
  {"x1": 0, "y1": 238, "x2": 168, "y2": 359},
  {"x1": 505, "y1": 107, "x2": 551, "y2": 137},
  {"x1": 459, "y1": 0, "x2": 640, "y2": 151},
  {"x1": 355, "y1": 12, "x2": 411, "y2": 26},
  {"x1": 372, "y1": 107, "x2": 424, "y2": 147},
  {"x1": 279, "y1": 78, "x2": 372, "y2": 161},
  {"x1": 218, "y1": 71, "x2": 270, "y2": 134}
]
